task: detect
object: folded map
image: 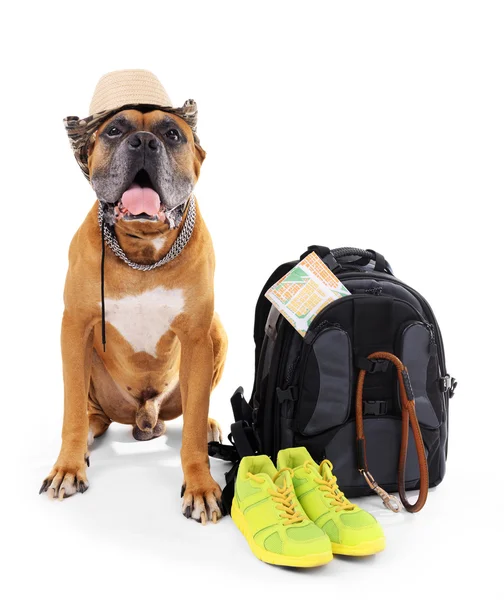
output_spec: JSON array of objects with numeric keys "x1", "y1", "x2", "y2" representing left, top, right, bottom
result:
[{"x1": 265, "y1": 252, "x2": 351, "y2": 337}]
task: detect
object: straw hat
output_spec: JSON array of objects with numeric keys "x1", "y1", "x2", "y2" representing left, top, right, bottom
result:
[
  {"x1": 89, "y1": 69, "x2": 173, "y2": 114},
  {"x1": 64, "y1": 69, "x2": 199, "y2": 181}
]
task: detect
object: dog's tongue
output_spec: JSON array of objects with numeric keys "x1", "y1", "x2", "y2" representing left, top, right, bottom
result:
[{"x1": 121, "y1": 183, "x2": 161, "y2": 216}]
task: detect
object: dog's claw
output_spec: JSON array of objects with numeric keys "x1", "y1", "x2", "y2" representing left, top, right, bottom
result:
[
  {"x1": 41, "y1": 463, "x2": 88, "y2": 500},
  {"x1": 85, "y1": 455, "x2": 90, "y2": 467},
  {"x1": 180, "y1": 484, "x2": 186, "y2": 498},
  {"x1": 181, "y1": 477, "x2": 222, "y2": 523}
]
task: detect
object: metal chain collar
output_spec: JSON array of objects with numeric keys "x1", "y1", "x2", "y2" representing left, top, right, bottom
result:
[{"x1": 97, "y1": 196, "x2": 196, "y2": 271}]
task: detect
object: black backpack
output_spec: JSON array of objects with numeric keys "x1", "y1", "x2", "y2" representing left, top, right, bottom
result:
[{"x1": 210, "y1": 246, "x2": 457, "y2": 513}]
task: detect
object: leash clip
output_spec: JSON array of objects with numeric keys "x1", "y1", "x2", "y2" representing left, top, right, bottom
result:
[{"x1": 361, "y1": 469, "x2": 402, "y2": 513}]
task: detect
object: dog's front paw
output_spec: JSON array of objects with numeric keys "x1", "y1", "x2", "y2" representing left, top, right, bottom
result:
[
  {"x1": 39, "y1": 454, "x2": 89, "y2": 500},
  {"x1": 181, "y1": 474, "x2": 223, "y2": 525}
]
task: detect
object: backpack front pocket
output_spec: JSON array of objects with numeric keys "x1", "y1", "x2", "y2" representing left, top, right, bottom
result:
[
  {"x1": 295, "y1": 326, "x2": 352, "y2": 435},
  {"x1": 323, "y1": 417, "x2": 425, "y2": 495}
]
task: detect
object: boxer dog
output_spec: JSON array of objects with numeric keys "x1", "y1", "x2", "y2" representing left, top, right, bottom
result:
[{"x1": 39, "y1": 108, "x2": 227, "y2": 524}]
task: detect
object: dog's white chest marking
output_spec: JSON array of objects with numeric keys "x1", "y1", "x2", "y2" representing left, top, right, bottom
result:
[{"x1": 103, "y1": 287, "x2": 184, "y2": 357}]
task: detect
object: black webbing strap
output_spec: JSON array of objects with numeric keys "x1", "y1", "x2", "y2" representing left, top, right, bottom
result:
[
  {"x1": 220, "y1": 461, "x2": 240, "y2": 515},
  {"x1": 208, "y1": 388, "x2": 260, "y2": 516},
  {"x1": 300, "y1": 245, "x2": 332, "y2": 260},
  {"x1": 371, "y1": 250, "x2": 387, "y2": 273},
  {"x1": 208, "y1": 440, "x2": 239, "y2": 463},
  {"x1": 300, "y1": 245, "x2": 339, "y2": 271},
  {"x1": 230, "y1": 386, "x2": 252, "y2": 423},
  {"x1": 230, "y1": 421, "x2": 257, "y2": 459},
  {"x1": 211, "y1": 421, "x2": 259, "y2": 516}
]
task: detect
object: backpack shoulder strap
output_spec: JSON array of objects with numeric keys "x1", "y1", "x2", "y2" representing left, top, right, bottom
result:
[
  {"x1": 252, "y1": 261, "x2": 297, "y2": 391},
  {"x1": 208, "y1": 388, "x2": 261, "y2": 516}
]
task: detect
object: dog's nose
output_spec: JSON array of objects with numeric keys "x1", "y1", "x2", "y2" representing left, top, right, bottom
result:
[{"x1": 128, "y1": 131, "x2": 160, "y2": 152}]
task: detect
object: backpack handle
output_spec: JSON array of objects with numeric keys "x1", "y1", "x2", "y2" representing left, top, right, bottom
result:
[
  {"x1": 301, "y1": 246, "x2": 392, "y2": 274},
  {"x1": 331, "y1": 247, "x2": 393, "y2": 274}
]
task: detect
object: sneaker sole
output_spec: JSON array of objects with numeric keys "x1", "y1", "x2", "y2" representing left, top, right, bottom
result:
[
  {"x1": 231, "y1": 500, "x2": 333, "y2": 568},
  {"x1": 331, "y1": 538, "x2": 386, "y2": 556}
]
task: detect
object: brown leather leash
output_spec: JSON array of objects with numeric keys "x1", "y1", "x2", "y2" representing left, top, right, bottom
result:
[{"x1": 356, "y1": 351, "x2": 429, "y2": 513}]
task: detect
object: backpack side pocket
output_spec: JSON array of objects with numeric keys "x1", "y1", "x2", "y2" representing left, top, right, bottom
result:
[
  {"x1": 398, "y1": 321, "x2": 442, "y2": 427},
  {"x1": 296, "y1": 326, "x2": 352, "y2": 435}
]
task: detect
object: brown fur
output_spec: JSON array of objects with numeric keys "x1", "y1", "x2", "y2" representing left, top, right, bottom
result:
[{"x1": 40, "y1": 110, "x2": 227, "y2": 522}]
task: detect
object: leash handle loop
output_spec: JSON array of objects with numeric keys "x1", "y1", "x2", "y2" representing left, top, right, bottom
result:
[{"x1": 356, "y1": 351, "x2": 429, "y2": 513}]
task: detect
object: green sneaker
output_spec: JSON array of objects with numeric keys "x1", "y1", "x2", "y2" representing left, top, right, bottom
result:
[
  {"x1": 231, "y1": 455, "x2": 333, "y2": 567},
  {"x1": 277, "y1": 447, "x2": 385, "y2": 556}
]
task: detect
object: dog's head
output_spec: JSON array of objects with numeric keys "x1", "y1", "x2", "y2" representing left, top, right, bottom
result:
[{"x1": 88, "y1": 109, "x2": 205, "y2": 227}]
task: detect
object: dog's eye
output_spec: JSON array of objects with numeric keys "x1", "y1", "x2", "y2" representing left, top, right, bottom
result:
[
  {"x1": 106, "y1": 126, "x2": 121, "y2": 137},
  {"x1": 166, "y1": 129, "x2": 181, "y2": 143}
]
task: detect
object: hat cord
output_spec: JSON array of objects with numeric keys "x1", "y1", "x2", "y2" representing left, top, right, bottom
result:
[
  {"x1": 101, "y1": 215, "x2": 106, "y2": 352},
  {"x1": 98, "y1": 195, "x2": 197, "y2": 353}
]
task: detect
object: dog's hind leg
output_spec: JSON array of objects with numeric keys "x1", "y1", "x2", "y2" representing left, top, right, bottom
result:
[
  {"x1": 87, "y1": 383, "x2": 112, "y2": 447},
  {"x1": 88, "y1": 414, "x2": 111, "y2": 446},
  {"x1": 205, "y1": 314, "x2": 227, "y2": 445},
  {"x1": 210, "y1": 313, "x2": 228, "y2": 391},
  {"x1": 207, "y1": 418, "x2": 222, "y2": 443}
]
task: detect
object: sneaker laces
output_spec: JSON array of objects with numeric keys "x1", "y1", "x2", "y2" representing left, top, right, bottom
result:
[
  {"x1": 304, "y1": 459, "x2": 355, "y2": 512},
  {"x1": 247, "y1": 468, "x2": 306, "y2": 525}
]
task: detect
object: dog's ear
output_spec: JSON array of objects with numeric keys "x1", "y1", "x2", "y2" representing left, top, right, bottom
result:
[
  {"x1": 86, "y1": 133, "x2": 97, "y2": 174},
  {"x1": 193, "y1": 143, "x2": 206, "y2": 178},
  {"x1": 195, "y1": 143, "x2": 206, "y2": 164}
]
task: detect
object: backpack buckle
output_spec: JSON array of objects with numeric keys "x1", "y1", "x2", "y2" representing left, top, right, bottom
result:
[
  {"x1": 357, "y1": 357, "x2": 389, "y2": 374},
  {"x1": 207, "y1": 441, "x2": 239, "y2": 462},
  {"x1": 363, "y1": 400, "x2": 387, "y2": 416},
  {"x1": 276, "y1": 386, "x2": 297, "y2": 403},
  {"x1": 440, "y1": 375, "x2": 457, "y2": 398}
]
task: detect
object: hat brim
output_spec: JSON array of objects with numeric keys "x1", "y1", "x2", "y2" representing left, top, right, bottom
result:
[{"x1": 64, "y1": 99, "x2": 199, "y2": 182}]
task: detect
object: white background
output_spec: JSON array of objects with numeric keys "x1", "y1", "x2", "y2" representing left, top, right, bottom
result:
[{"x1": 2, "y1": 1, "x2": 502, "y2": 598}]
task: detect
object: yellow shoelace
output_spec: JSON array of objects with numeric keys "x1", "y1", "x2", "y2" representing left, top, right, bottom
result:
[
  {"x1": 247, "y1": 468, "x2": 306, "y2": 525},
  {"x1": 304, "y1": 459, "x2": 356, "y2": 511}
]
